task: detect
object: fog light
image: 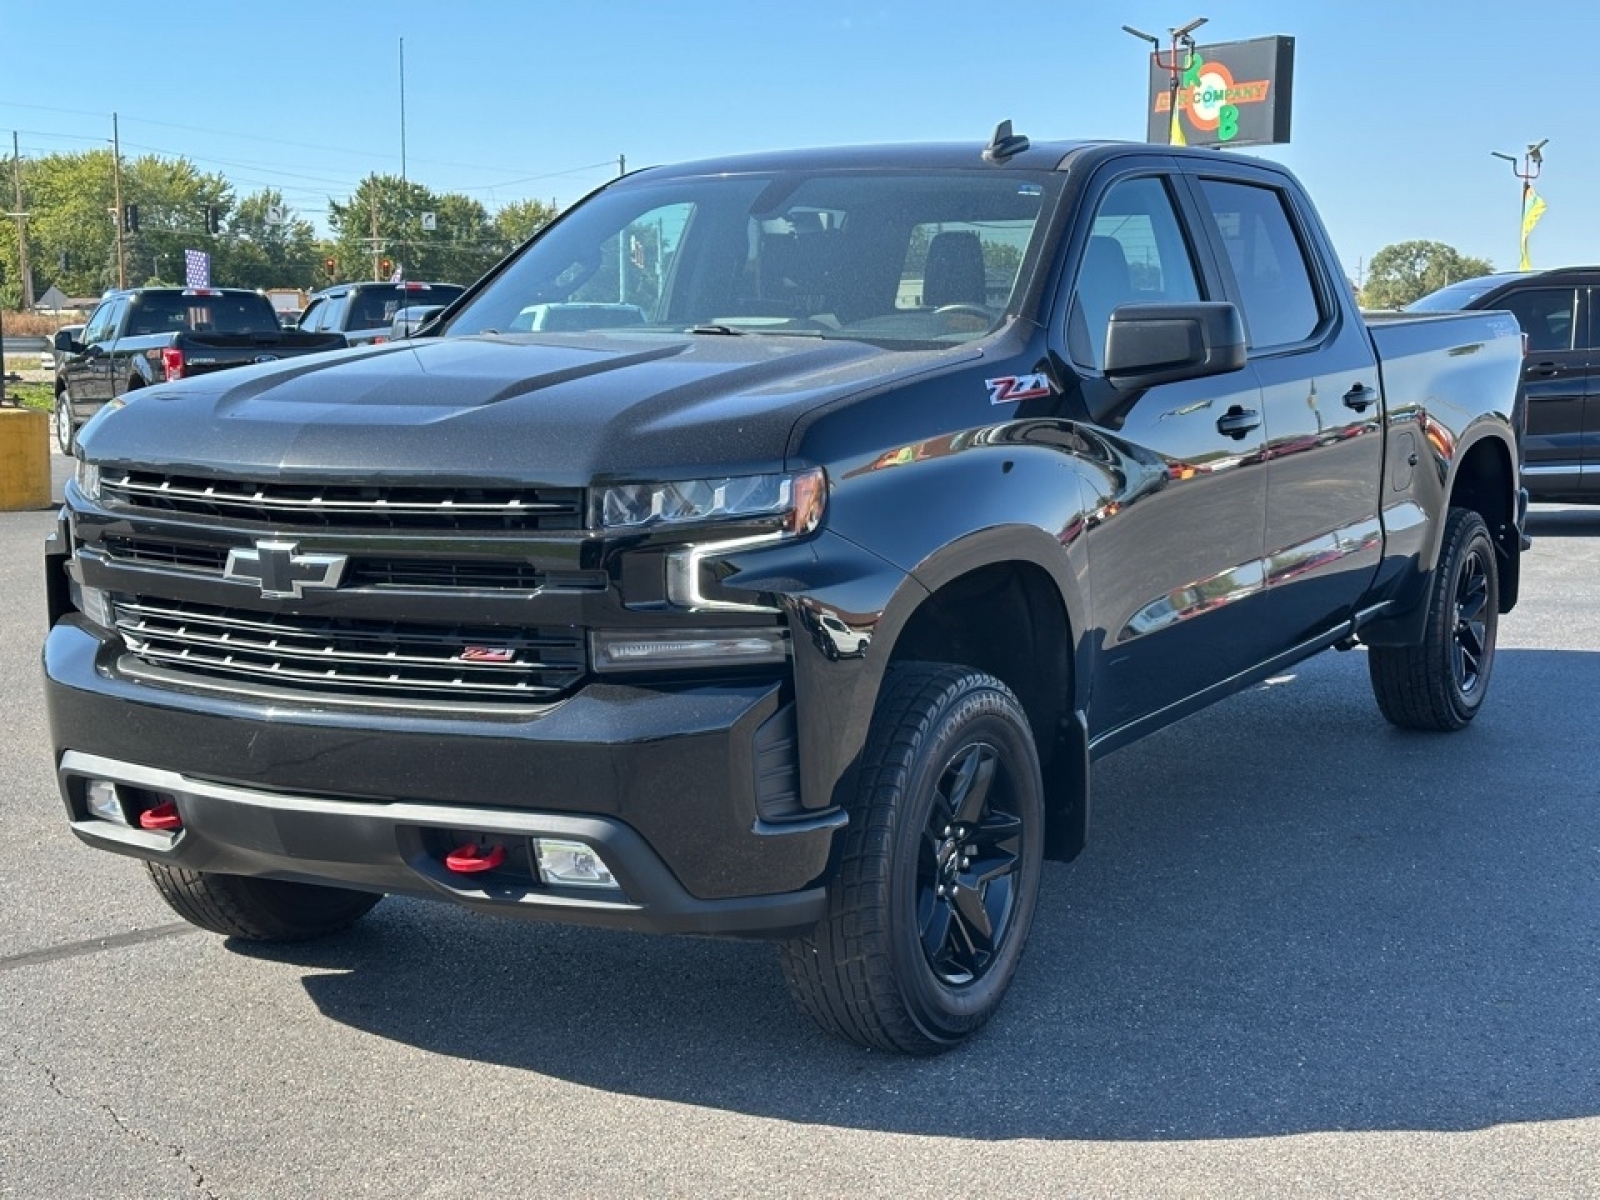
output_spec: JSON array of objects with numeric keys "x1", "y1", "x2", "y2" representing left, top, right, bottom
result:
[
  {"x1": 86, "y1": 780, "x2": 127, "y2": 825},
  {"x1": 534, "y1": 839, "x2": 618, "y2": 889}
]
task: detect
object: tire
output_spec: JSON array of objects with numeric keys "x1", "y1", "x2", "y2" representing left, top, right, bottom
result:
[
  {"x1": 780, "y1": 663, "x2": 1044, "y2": 1054},
  {"x1": 1368, "y1": 507, "x2": 1499, "y2": 731},
  {"x1": 145, "y1": 863, "x2": 382, "y2": 942},
  {"x1": 54, "y1": 391, "x2": 75, "y2": 455}
]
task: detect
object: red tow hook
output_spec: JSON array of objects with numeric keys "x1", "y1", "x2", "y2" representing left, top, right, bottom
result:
[
  {"x1": 138, "y1": 802, "x2": 183, "y2": 831},
  {"x1": 444, "y1": 842, "x2": 506, "y2": 874}
]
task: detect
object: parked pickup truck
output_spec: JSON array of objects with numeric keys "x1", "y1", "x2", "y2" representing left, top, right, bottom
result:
[
  {"x1": 43, "y1": 129, "x2": 1528, "y2": 1054},
  {"x1": 52, "y1": 287, "x2": 346, "y2": 453}
]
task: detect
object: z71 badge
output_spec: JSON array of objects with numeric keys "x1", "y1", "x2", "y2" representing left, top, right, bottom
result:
[{"x1": 985, "y1": 373, "x2": 1052, "y2": 404}]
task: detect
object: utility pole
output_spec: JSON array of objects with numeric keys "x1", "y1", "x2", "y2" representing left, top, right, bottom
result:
[
  {"x1": 399, "y1": 37, "x2": 407, "y2": 184},
  {"x1": 11, "y1": 131, "x2": 33, "y2": 310},
  {"x1": 112, "y1": 112, "x2": 127, "y2": 288},
  {"x1": 370, "y1": 192, "x2": 381, "y2": 281}
]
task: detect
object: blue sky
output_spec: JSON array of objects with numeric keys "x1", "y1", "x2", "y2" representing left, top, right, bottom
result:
[{"x1": 2, "y1": 1, "x2": 1595, "y2": 281}]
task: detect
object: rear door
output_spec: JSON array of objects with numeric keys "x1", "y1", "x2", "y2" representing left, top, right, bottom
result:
[
  {"x1": 1495, "y1": 284, "x2": 1585, "y2": 496},
  {"x1": 1582, "y1": 285, "x2": 1598, "y2": 496},
  {"x1": 1188, "y1": 168, "x2": 1384, "y2": 648}
]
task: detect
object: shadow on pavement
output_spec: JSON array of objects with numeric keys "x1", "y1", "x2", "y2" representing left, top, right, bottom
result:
[{"x1": 232, "y1": 646, "x2": 1600, "y2": 1141}]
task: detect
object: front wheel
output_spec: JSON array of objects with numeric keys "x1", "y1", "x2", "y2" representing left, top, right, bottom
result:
[
  {"x1": 1368, "y1": 507, "x2": 1499, "y2": 731},
  {"x1": 146, "y1": 864, "x2": 382, "y2": 942},
  {"x1": 780, "y1": 663, "x2": 1044, "y2": 1054},
  {"x1": 54, "y1": 391, "x2": 75, "y2": 455}
]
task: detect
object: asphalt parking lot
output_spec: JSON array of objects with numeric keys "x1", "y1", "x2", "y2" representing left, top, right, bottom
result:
[{"x1": 2, "y1": 443, "x2": 1597, "y2": 1197}]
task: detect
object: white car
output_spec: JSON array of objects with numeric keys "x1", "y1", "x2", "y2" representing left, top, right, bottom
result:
[{"x1": 41, "y1": 324, "x2": 84, "y2": 369}]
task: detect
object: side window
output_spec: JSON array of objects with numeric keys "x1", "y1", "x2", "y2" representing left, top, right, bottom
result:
[
  {"x1": 1068, "y1": 175, "x2": 1203, "y2": 371},
  {"x1": 319, "y1": 294, "x2": 350, "y2": 331},
  {"x1": 1496, "y1": 287, "x2": 1576, "y2": 354},
  {"x1": 81, "y1": 301, "x2": 116, "y2": 346},
  {"x1": 298, "y1": 299, "x2": 324, "y2": 332},
  {"x1": 1197, "y1": 179, "x2": 1323, "y2": 349}
]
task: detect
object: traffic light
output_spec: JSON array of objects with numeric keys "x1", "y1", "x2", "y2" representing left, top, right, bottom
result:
[
  {"x1": 379, "y1": 257, "x2": 394, "y2": 279},
  {"x1": 323, "y1": 256, "x2": 337, "y2": 280},
  {"x1": 204, "y1": 204, "x2": 220, "y2": 234},
  {"x1": 123, "y1": 204, "x2": 139, "y2": 233}
]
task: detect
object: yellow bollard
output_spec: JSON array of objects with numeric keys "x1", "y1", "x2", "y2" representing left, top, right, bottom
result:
[{"x1": 0, "y1": 407, "x2": 54, "y2": 510}]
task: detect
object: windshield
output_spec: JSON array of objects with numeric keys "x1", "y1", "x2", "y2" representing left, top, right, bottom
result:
[
  {"x1": 348, "y1": 284, "x2": 466, "y2": 330},
  {"x1": 1404, "y1": 278, "x2": 1509, "y2": 312},
  {"x1": 444, "y1": 168, "x2": 1062, "y2": 347}
]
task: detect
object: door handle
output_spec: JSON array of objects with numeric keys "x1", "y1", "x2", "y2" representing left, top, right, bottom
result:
[
  {"x1": 1216, "y1": 406, "x2": 1261, "y2": 439},
  {"x1": 1342, "y1": 383, "x2": 1378, "y2": 411},
  {"x1": 1529, "y1": 362, "x2": 1561, "y2": 378}
]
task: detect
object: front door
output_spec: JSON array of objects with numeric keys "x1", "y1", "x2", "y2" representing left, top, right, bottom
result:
[{"x1": 1055, "y1": 168, "x2": 1272, "y2": 740}]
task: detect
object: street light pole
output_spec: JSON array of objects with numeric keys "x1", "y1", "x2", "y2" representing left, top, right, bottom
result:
[
  {"x1": 1491, "y1": 139, "x2": 1547, "y2": 269},
  {"x1": 1123, "y1": 16, "x2": 1208, "y2": 145}
]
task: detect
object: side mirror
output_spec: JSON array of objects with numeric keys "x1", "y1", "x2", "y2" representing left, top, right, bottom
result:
[
  {"x1": 1104, "y1": 302, "x2": 1247, "y2": 391},
  {"x1": 391, "y1": 305, "x2": 444, "y2": 339},
  {"x1": 53, "y1": 329, "x2": 81, "y2": 353}
]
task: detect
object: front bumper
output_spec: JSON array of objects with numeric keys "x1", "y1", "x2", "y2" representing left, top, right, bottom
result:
[{"x1": 45, "y1": 618, "x2": 845, "y2": 938}]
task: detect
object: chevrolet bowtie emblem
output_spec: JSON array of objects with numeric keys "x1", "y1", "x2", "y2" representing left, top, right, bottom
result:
[{"x1": 223, "y1": 540, "x2": 348, "y2": 598}]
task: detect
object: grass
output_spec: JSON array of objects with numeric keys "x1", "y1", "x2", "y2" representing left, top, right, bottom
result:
[{"x1": 2, "y1": 381, "x2": 53, "y2": 412}]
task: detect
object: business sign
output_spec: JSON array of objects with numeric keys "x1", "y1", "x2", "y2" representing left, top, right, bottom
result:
[{"x1": 1146, "y1": 35, "x2": 1295, "y2": 147}]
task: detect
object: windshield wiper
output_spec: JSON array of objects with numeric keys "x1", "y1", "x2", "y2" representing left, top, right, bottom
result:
[{"x1": 686, "y1": 323, "x2": 747, "y2": 336}]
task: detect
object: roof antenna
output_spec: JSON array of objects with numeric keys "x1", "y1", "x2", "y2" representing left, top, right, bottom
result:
[{"x1": 984, "y1": 120, "x2": 1030, "y2": 163}]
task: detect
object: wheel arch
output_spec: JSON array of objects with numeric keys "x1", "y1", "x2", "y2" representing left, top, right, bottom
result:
[{"x1": 879, "y1": 526, "x2": 1090, "y2": 861}]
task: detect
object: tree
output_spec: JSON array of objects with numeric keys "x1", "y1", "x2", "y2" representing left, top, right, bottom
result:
[
  {"x1": 329, "y1": 175, "x2": 507, "y2": 286},
  {"x1": 495, "y1": 198, "x2": 559, "y2": 249},
  {"x1": 219, "y1": 189, "x2": 321, "y2": 290},
  {"x1": 1363, "y1": 241, "x2": 1494, "y2": 309}
]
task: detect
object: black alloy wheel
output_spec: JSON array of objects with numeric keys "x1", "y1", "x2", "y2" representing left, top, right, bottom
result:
[
  {"x1": 916, "y1": 741, "x2": 1025, "y2": 986},
  {"x1": 1368, "y1": 506, "x2": 1499, "y2": 731},
  {"x1": 780, "y1": 663, "x2": 1044, "y2": 1054}
]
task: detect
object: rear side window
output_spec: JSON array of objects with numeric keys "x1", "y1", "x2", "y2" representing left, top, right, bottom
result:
[
  {"x1": 1199, "y1": 179, "x2": 1323, "y2": 349},
  {"x1": 1495, "y1": 287, "x2": 1577, "y2": 354}
]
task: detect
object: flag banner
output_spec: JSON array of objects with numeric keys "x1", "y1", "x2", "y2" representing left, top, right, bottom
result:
[
  {"x1": 184, "y1": 249, "x2": 211, "y2": 288},
  {"x1": 1519, "y1": 186, "x2": 1546, "y2": 271}
]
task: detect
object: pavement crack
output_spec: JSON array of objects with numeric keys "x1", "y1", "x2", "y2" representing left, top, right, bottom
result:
[{"x1": 10, "y1": 1043, "x2": 222, "y2": 1198}]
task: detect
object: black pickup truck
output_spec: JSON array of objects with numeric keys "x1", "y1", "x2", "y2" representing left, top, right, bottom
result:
[
  {"x1": 52, "y1": 287, "x2": 346, "y2": 452},
  {"x1": 43, "y1": 130, "x2": 1527, "y2": 1054}
]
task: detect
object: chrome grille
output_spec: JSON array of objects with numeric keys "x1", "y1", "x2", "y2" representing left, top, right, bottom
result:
[
  {"x1": 102, "y1": 471, "x2": 585, "y2": 531},
  {"x1": 112, "y1": 598, "x2": 585, "y2": 704}
]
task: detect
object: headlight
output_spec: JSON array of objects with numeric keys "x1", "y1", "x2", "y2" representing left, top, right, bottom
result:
[
  {"x1": 72, "y1": 460, "x2": 101, "y2": 503},
  {"x1": 597, "y1": 467, "x2": 826, "y2": 534}
]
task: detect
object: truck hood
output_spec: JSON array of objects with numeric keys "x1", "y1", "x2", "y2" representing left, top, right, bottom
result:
[{"x1": 79, "y1": 332, "x2": 979, "y2": 484}]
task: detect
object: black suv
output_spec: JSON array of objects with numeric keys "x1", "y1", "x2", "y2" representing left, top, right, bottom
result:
[
  {"x1": 297, "y1": 280, "x2": 466, "y2": 347},
  {"x1": 1410, "y1": 267, "x2": 1598, "y2": 502}
]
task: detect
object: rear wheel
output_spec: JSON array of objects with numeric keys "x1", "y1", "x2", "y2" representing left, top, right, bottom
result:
[
  {"x1": 780, "y1": 663, "x2": 1043, "y2": 1054},
  {"x1": 54, "y1": 391, "x2": 75, "y2": 455},
  {"x1": 145, "y1": 864, "x2": 381, "y2": 942},
  {"x1": 1368, "y1": 507, "x2": 1499, "y2": 731}
]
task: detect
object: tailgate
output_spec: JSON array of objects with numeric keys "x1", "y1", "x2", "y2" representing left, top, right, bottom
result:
[{"x1": 178, "y1": 331, "x2": 347, "y2": 378}]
